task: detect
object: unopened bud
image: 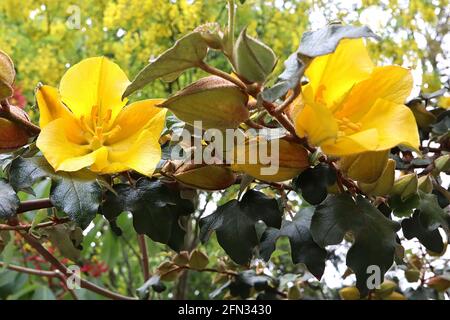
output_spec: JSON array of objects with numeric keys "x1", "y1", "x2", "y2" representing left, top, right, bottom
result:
[{"x1": 159, "y1": 76, "x2": 249, "y2": 130}]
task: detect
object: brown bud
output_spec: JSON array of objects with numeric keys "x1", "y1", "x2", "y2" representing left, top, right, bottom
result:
[
  {"x1": 426, "y1": 276, "x2": 450, "y2": 292},
  {"x1": 0, "y1": 50, "x2": 15, "y2": 99},
  {"x1": 0, "y1": 105, "x2": 30, "y2": 152},
  {"x1": 189, "y1": 249, "x2": 209, "y2": 270},
  {"x1": 339, "y1": 287, "x2": 360, "y2": 300},
  {"x1": 173, "y1": 163, "x2": 236, "y2": 191},
  {"x1": 231, "y1": 137, "x2": 309, "y2": 182},
  {"x1": 159, "y1": 76, "x2": 249, "y2": 130}
]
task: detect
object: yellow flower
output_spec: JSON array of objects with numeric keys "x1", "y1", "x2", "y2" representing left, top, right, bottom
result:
[
  {"x1": 294, "y1": 39, "x2": 419, "y2": 156},
  {"x1": 438, "y1": 96, "x2": 450, "y2": 109},
  {"x1": 36, "y1": 57, "x2": 167, "y2": 176}
]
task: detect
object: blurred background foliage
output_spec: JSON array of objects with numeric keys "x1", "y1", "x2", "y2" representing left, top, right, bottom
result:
[{"x1": 0, "y1": 0, "x2": 449, "y2": 300}]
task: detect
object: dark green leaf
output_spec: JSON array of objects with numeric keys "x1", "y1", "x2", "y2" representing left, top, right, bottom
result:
[
  {"x1": 50, "y1": 171, "x2": 102, "y2": 228},
  {"x1": 0, "y1": 179, "x2": 19, "y2": 219},
  {"x1": 292, "y1": 164, "x2": 336, "y2": 205},
  {"x1": 402, "y1": 211, "x2": 444, "y2": 253},
  {"x1": 280, "y1": 207, "x2": 327, "y2": 279},
  {"x1": 8, "y1": 156, "x2": 54, "y2": 194},
  {"x1": 417, "y1": 191, "x2": 449, "y2": 231},
  {"x1": 311, "y1": 194, "x2": 400, "y2": 296},
  {"x1": 389, "y1": 194, "x2": 420, "y2": 218},
  {"x1": 123, "y1": 32, "x2": 208, "y2": 98},
  {"x1": 200, "y1": 189, "x2": 282, "y2": 264},
  {"x1": 102, "y1": 179, "x2": 194, "y2": 251},
  {"x1": 298, "y1": 24, "x2": 380, "y2": 58}
]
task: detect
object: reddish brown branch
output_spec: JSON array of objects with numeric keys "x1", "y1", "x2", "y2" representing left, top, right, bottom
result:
[
  {"x1": 19, "y1": 232, "x2": 136, "y2": 300},
  {"x1": 137, "y1": 234, "x2": 151, "y2": 281},
  {"x1": 0, "y1": 217, "x2": 70, "y2": 231},
  {"x1": 17, "y1": 198, "x2": 53, "y2": 214}
]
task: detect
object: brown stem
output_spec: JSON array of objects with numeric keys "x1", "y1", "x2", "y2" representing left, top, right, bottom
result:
[
  {"x1": 0, "y1": 217, "x2": 70, "y2": 231},
  {"x1": 273, "y1": 85, "x2": 300, "y2": 115},
  {"x1": 17, "y1": 198, "x2": 54, "y2": 214},
  {"x1": 0, "y1": 99, "x2": 41, "y2": 136},
  {"x1": 137, "y1": 234, "x2": 151, "y2": 282},
  {"x1": 19, "y1": 232, "x2": 136, "y2": 300},
  {"x1": 197, "y1": 61, "x2": 247, "y2": 91}
]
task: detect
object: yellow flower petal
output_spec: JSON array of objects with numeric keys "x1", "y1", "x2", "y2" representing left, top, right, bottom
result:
[
  {"x1": 321, "y1": 129, "x2": 379, "y2": 156},
  {"x1": 36, "y1": 85, "x2": 75, "y2": 128},
  {"x1": 295, "y1": 102, "x2": 338, "y2": 146},
  {"x1": 339, "y1": 150, "x2": 389, "y2": 183},
  {"x1": 105, "y1": 129, "x2": 162, "y2": 176},
  {"x1": 37, "y1": 118, "x2": 103, "y2": 172},
  {"x1": 106, "y1": 99, "x2": 166, "y2": 145},
  {"x1": 59, "y1": 57, "x2": 130, "y2": 121},
  {"x1": 305, "y1": 39, "x2": 374, "y2": 107},
  {"x1": 359, "y1": 98, "x2": 420, "y2": 152},
  {"x1": 336, "y1": 65, "x2": 413, "y2": 120}
]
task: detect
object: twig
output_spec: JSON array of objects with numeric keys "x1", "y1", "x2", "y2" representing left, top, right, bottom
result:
[
  {"x1": 0, "y1": 217, "x2": 70, "y2": 231},
  {"x1": 17, "y1": 198, "x2": 53, "y2": 214},
  {"x1": 137, "y1": 234, "x2": 151, "y2": 281},
  {"x1": 19, "y1": 232, "x2": 136, "y2": 300},
  {"x1": 273, "y1": 85, "x2": 300, "y2": 115},
  {"x1": 0, "y1": 261, "x2": 79, "y2": 300},
  {"x1": 197, "y1": 61, "x2": 247, "y2": 91},
  {"x1": 0, "y1": 99, "x2": 41, "y2": 136}
]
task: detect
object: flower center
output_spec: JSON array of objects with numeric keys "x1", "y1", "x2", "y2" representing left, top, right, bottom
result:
[
  {"x1": 78, "y1": 106, "x2": 122, "y2": 150},
  {"x1": 337, "y1": 117, "x2": 362, "y2": 136}
]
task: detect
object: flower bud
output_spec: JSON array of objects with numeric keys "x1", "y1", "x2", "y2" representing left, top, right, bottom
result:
[
  {"x1": 426, "y1": 276, "x2": 450, "y2": 292},
  {"x1": 0, "y1": 105, "x2": 30, "y2": 152},
  {"x1": 358, "y1": 159, "x2": 395, "y2": 196},
  {"x1": 233, "y1": 28, "x2": 277, "y2": 83},
  {"x1": 374, "y1": 280, "x2": 396, "y2": 299},
  {"x1": 418, "y1": 174, "x2": 433, "y2": 193},
  {"x1": 173, "y1": 162, "x2": 236, "y2": 191},
  {"x1": 0, "y1": 50, "x2": 15, "y2": 99},
  {"x1": 339, "y1": 151, "x2": 389, "y2": 184},
  {"x1": 339, "y1": 287, "x2": 360, "y2": 300},
  {"x1": 391, "y1": 173, "x2": 418, "y2": 201},
  {"x1": 195, "y1": 23, "x2": 224, "y2": 50},
  {"x1": 404, "y1": 269, "x2": 421, "y2": 283},
  {"x1": 434, "y1": 154, "x2": 450, "y2": 173},
  {"x1": 189, "y1": 249, "x2": 209, "y2": 270},
  {"x1": 231, "y1": 138, "x2": 309, "y2": 182},
  {"x1": 159, "y1": 76, "x2": 249, "y2": 130}
]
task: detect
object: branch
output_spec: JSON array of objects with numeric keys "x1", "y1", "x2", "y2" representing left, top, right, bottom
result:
[
  {"x1": 19, "y1": 232, "x2": 137, "y2": 300},
  {"x1": 0, "y1": 260, "x2": 80, "y2": 300},
  {"x1": 0, "y1": 99, "x2": 41, "y2": 136},
  {"x1": 137, "y1": 234, "x2": 151, "y2": 281},
  {"x1": 197, "y1": 61, "x2": 247, "y2": 91},
  {"x1": 17, "y1": 198, "x2": 53, "y2": 214},
  {"x1": 0, "y1": 217, "x2": 70, "y2": 231}
]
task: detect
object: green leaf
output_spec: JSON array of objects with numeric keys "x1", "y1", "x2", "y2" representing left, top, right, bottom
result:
[
  {"x1": 42, "y1": 223, "x2": 83, "y2": 261},
  {"x1": 102, "y1": 178, "x2": 194, "y2": 251},
  {"x1": 50, "y1": 170, "x2": 102, "y2": 228},
  {"x1": 32, "y1": 286, "x2": 56, "y2": 300},
  {"x1": 281, "y1": 207, "x2": 327, "y2": 279},
  {"x1": 8, "y1": 156, "x2": 54, "y2": 194},
  {"x1": 417, "y1": 191, "x2": 449, "y2": 232},
  {"x1": 123, "y1": 32, "x2": 208, "y2": 98},
  {"x1": 259, "y1": 208, "x2": 327, "y2": 279},
  {"x1": 389, "y1": 193, "x2": 420, "y2": 218},
  {"x1": 402, "y1": 211, "x2": 444, "y2": 253},
  {"x1": 298, "y1": 24, "x2": 379, "y2": 58},
  {"x1": 292, "y1": 164, "x2": 336, "y2": 205},
  {"x1": 0, "y1": 179, "x2": 19, "y2": 219},
  {"x1": 233, "y1": 28, "x2": 277, "y2": 83},
  {"x1": 311, "y1": 194, "x2": 400, "y2": 296},
  {"x1": 200, "y1": 189, "x2": 282, "y2": 264}
]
